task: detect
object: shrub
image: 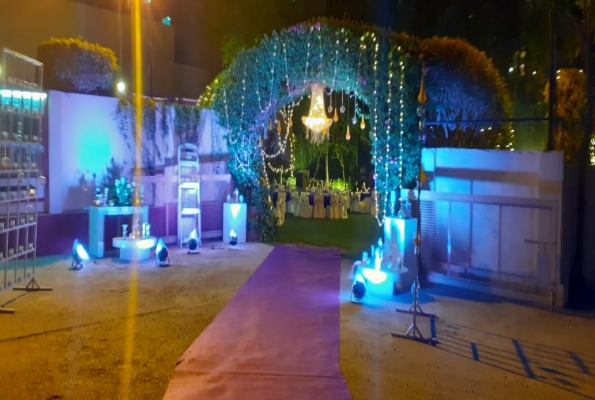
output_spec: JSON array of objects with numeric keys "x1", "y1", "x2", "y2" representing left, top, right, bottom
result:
[{"x1": 37, "y1": 37, "x2": 119, "y2": 95}]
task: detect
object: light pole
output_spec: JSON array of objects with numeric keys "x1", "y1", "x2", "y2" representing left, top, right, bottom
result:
[
  {"x1": 145, "y1": 0, "x2": 154, "y2": 97},
  {"x1": 392, "y1": 60, "x2": 438, "y2": 345}
]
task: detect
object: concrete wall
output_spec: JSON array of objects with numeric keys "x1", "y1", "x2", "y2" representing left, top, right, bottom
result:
[
  {"x1": 48, "y1": 90, "x2": 133, "y2": 213},
  {"x1": 48, "y1": 91, "x2": 231, "y2": 215},
  {"x1": 0, "y1": 0, "x2": 209, "y2": 98}
]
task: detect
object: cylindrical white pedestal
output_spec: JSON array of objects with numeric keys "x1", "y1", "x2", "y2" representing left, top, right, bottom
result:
[
  {"x1": 223, "y1": 202, "x2": 247, "y2": 244},
  {"x1": 384, "y1": 217, "x2": 417, "y2": 290}
]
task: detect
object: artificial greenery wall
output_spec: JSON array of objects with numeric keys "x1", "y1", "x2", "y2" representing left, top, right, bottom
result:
[
  {"x1": 202, "y1": 19, "x2": 511, "y2": 240},
  {"x1": 38, "y1": 37, "x2": 119, "y2": 95}
]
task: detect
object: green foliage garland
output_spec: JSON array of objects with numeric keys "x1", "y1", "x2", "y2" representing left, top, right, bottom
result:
[
  {"x1": 203, "y1": 19, "x2": 511, "y2": 240},
  {"x1": 38, "y1": 37, "x2": 119, "y2": 95}
]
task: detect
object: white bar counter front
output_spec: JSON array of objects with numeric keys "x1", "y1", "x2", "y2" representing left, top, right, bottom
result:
[{"x1": 89, "y1": 206, "x2": 149, "y2": 257}]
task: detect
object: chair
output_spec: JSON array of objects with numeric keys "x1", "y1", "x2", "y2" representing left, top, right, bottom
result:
[
  {"x1": 300, "y1": 193, "x2": 313, "y2": 218},
  {"x1": 363, "y1": 197, "x2": 372, "y2": 214},
  {"x1": 293, "y1": 191, "x2": 302, "y2": 216},
  {"x1": 277, "y1": 191, "x2": 287, "y2": 215},
  {"x1": 313, "y1": 195, "x2": 325, "y2": 219},
  {"x1": 328, "y1": 196, "x2": 340, "y2": 219},
  {"x1": 339, "y1": 195, "x2": 349, "y2": 219},
  {"x1": 351, "y1": 192, "x2": 362, "y2": 213},
  {"x1": 276, "y1": 196, "x2": 286, "y2": 226},
  {"x1": 286, "y1": 191, "x2": 295, "y2": 214}
]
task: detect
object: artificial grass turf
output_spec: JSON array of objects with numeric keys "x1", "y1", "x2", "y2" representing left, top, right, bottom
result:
[{"x1": 275, "y1": 213, "x2": 382, "y2": 259}]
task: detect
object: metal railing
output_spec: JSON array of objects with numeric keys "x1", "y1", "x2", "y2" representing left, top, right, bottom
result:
[{"x1": 1, "y1": 48, "x2": 44, "y2": 89}]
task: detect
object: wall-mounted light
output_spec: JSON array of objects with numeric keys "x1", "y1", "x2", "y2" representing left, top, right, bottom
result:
[{"x1": 117, "y1": 81, "x2": 126, "y2": 94}]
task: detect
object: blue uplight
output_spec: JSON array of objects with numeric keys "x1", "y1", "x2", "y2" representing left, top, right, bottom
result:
[
  {"x1": 71, "y1": 238, "x2": 89, "y2": 269},
  {"x1": 229, "y1": 229, "x2": 238, "y2": 246},
  {"x1": 362, "y1": 268, "x2": 388, "y2": 285},
  {"x1": 74, "y1": 239, "x2": 89, "y2": 261},
  {"x1": 156, "y1": 238, "x2": 165, "y2": 254},
  {"x1": 156, "y1": 238, "x2": 170, "y2": 267},
  {"x1": 351, "y1": 273, "x2": 367, "y2": 303}
]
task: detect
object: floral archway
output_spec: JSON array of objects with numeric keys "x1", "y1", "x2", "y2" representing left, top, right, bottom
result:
[{"x1": 200, "y1": 19, "x2": 511, "y2": 241}]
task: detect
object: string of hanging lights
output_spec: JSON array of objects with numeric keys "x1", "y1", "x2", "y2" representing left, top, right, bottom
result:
[{"x1": 398, "y1": 53, "x2": 405, "y2": 203}]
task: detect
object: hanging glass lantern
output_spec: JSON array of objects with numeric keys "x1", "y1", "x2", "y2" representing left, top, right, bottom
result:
[
  {"x1": 360, "y1": 115, "x2": 366, "y2": 129},
  {"x1": 333, "y1": 108, "x2": 339, "y2": 122},
  {"x1": 346, "y1": 126, "x2": 351, "y2": 141}
]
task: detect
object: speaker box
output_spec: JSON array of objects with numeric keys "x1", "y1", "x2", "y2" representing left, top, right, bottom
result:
[{"x1": 295, "y1": 170, "x2": 309, "y2": 189}]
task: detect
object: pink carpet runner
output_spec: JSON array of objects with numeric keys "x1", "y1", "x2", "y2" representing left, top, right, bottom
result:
[{"x1": 164, "y1": 244, "x2": 352, "y2": 400}]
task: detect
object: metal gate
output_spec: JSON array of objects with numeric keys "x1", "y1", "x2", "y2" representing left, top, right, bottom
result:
[{"x1": 415, "y1": 191, "x2": 560, "y2": 305}]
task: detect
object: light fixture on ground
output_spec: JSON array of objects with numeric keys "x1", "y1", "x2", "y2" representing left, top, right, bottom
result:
[
  {"x1": 156, "y1": 238, "x2": 170, "y2": 267},
  {"x1": 229, "y1": 229, "x2": 238, "y2": 246},
  {"x1": 187, "y1": 229, "x2": 200, "y2": 254},
  {"x1": 350, "y1": 273, "x2": 367, "y2": 304},
  {"x1": 71, "y1": 239, "x2": 89, "y2": 270}
]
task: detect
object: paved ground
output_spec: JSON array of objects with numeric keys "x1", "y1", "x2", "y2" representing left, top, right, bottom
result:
[{"x1": 1, "y1": 243, "x2": 594, "y2": 400}]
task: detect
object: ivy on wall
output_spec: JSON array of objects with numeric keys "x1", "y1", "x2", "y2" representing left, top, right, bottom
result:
[
  {"x1": 115, "y1": 98, "x2": 202, "y2": 173},
  {"x1": 38, "y1": 37, "x2": 119, "y2": 95},
  {"x1": 115, "y1": 97, "x2": 159, "y2": 173}
]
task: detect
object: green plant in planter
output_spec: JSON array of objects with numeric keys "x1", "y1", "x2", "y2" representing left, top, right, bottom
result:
[{"x1": 111, "y1": 177, "x2": 133, "y2": 206}]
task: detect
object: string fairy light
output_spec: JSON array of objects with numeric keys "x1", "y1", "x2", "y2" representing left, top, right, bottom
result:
[
  {"x1": 283, "y1": 41, "x2": 290, "y2": 95},
  {"x1": 223, "y1": 88, "x2": 230, "y2": 132},
  {"x1": 369, "y1": 32, "x2": 383, "y2": 226},
  {"x1": 353, "y1": 36, "x2": 363, "y2": 125},
  {"x1": 383, "y1": 51, "x2": 393, "y2": 221},
  {"x1": 304, "y1": 27, "x2": 312, "y2": 88},
  {"x1": 398, "y1": 52, "x2": 405, "y2": 203},
  {"x1": 266, "y1": 105, "x2": 295, "y2": 175}
]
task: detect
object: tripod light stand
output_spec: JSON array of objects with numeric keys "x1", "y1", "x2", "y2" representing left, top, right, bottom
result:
[{"x1": 392, "y1": 61, "x2": 438, "y2": 345}]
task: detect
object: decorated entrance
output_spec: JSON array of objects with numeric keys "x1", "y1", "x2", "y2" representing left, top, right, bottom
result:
[{"x1": 200, "y1": 19, "x2": 511, "y2": 240}]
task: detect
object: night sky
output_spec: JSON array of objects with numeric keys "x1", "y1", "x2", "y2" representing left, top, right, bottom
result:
[{"x1": 77, "y1": 0, "x2": 526, "y2": 81}]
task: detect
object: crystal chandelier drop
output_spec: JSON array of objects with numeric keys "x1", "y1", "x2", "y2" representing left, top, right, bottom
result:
[{"x1": 302, "y1": 83, "x2": 332, "y2": 144}]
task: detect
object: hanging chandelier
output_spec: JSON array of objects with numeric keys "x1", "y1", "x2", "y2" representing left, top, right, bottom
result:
[{"x1": 302, "y1": 83, "x2": 332, "y2": 144}]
